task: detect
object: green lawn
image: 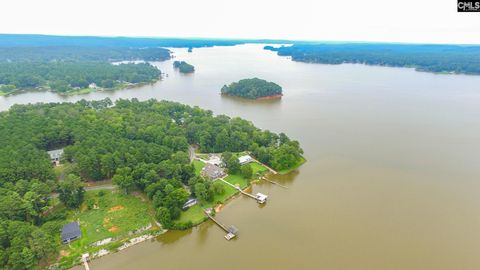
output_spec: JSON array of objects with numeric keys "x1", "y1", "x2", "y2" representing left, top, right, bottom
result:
[
  {"x1": 225, "y1": 174, "x2": 248, "y2": 189},
  {"x1": 211, "y1": 183, "x2": 238, "y2": 204},
  {"x1": 59, "y1": 189, "x2": 157, "y2": 268},
  {"x1": 176, "y1": 205, "x2": 207, "y2": 225},
  {"x1": 193, "y1": 159, "x2": 205, "y2": 175},
  {"x1": 174, "y1": 181, "x2": 238, "y2": 226},
  {"x1": 250, "y1": 162, "x2": 268, "y2": 175}
]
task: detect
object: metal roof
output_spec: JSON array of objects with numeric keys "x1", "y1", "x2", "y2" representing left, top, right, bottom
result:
[
  {"x1": 47, "y1": 149, "x2": 64, "y2": 159},
  {"x1": 61, "y1": 222, "x2": 81, "y2": 242}
]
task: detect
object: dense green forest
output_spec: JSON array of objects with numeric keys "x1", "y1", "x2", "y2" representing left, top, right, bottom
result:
[
  {"x1": 0, "y1": 45, "x2": 167, "y2": 95},
  {"x1": 221, "y1": 78, "x2": 283, "y2": 99},
  {"x1": 0, "y1": 62, "x2": 161, "y2": 94},
  {"x1": 173, "y1": 61, "x2": 195, "y2": 73},
  {"x1": 0, "y1": 98, "x2": 303, "y2": 269},
  {"x1": 264, "y1": 43, "x2": 480, "y2": 74}
]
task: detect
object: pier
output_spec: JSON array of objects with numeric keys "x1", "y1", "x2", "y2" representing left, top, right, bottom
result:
[
  {"x1": 218, "y1": 178, "x2": 268, "y2": 203},
  {"x1": 261, "y1": 177, "x2": 288, "y2": 189},
  {"x1": 204, "y1": 209, "x2": 239, "y2": 240},
  {"x1": 82, "y1": 254, "x2": 90, "y2": 270}
]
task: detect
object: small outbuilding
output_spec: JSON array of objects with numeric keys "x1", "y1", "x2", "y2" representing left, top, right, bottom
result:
[
  {"x1": 182, "y1": 198, "x2": 198, "y2": 210},
  {"x1": 61, "y1": 222, "x2": 82, "y2": 244},
  {"x1": 238, "y1": 155, "x2": 253, "y2": 165},
  {"x1": 47, "y1": 149, "x2": 64, "y2": 166}
]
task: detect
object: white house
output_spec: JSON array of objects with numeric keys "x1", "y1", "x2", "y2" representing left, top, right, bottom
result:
[{"x1": 238, "y1": 155, "x2": 253, "y2": 165}]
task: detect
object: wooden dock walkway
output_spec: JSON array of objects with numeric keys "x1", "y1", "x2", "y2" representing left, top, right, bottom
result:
[
  {"x1": 218, "y1": 178, "x2": 268, "y2": 203},
  {"x1": 261, "y1": 177, "x2": 288, "y2": 189},
  {"x1": 204, "y1": 209, "x2": 238, "y2": 240},
  {"x1": 82, "y1": 254, "x2": 90, "y2": 270},
  {"x1": 218, "y1": 178, "x2": 256, "y2": 199},
  {"x1": 204, "y1": 211, "x2": 229, "y2": 232}
]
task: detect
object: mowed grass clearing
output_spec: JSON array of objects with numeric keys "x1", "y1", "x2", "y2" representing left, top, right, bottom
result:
[
  {"x1": 193, "y1": 159, "x2": 205, "y2": 175},
  {"x1": 71, "y1": 190, "x2": 155, "y2": 245}
]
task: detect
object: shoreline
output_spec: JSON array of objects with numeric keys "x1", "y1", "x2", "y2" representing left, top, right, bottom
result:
[
  {"x1": 65, "y1": 161, "x2": 306, "y2": 269},
  {"x1": 221, "y1": 93, "x2": 283, "y2": 100},
  {"x1": 1, "y1": 79, "x2": 160, "y2": 97}
]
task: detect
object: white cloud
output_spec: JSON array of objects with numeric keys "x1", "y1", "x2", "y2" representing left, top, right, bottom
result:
[{"x1": 1, "y1": 0, "x2": 479, "y2": 44}]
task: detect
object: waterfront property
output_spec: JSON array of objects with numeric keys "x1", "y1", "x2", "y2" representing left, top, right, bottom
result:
[
  {"x1": 61, "y1": 222, "x2": 82, "y2": 244},
  {"x1": 47, "y1": 148, "x2": 64, "y2": 166},
  {"x1": 202, "y1": 163, "x2": 226, "y2": 179}
]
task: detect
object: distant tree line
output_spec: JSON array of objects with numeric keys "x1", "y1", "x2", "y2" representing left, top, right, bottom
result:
[
  {"x1": 0, "y1": 98, "x2": 303, "y2": 268},
  {"x1": 0, "y1": 47, "x2": 171, "y2": 62},
  {"x1": 221, "y1": 78, "x2": 283, "y2": 99},
  {"x1": 173, "y1": 61, "x2": 195, "y2": 73},
  {"x1": 0, "y1": 34, "x2": 292, "y2": 48},
  {"x1": 265, "y1": 43, "x2": 480, "y2": 75}
]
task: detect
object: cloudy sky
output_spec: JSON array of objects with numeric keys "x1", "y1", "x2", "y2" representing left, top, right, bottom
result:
[{"x1": 1, "y1": 0, "x2": 479, "y2": 44}]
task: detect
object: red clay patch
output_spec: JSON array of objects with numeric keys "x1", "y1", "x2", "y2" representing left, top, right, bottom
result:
[{"x1": 108, "y1": 205, "x2": 125, "y2": 212}]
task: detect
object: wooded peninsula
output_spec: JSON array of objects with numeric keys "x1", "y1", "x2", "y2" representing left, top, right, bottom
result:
[
  {"x1": 221, "y1": 78, "x2": 283, "y2": 99},
  {"x1": 265, "y1": 43, "x2": 480, "y2": 75},
  {"x1": 0, "y1": 47, "x2": 170, "y2": 95},
  {"x1": 0, "y1": 98, "x2": 304, "y2": 269}
]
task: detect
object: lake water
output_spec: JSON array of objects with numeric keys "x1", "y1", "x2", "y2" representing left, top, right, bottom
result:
[{"x1": 3, "y1": 44, "x2": 480, "y2": 270}]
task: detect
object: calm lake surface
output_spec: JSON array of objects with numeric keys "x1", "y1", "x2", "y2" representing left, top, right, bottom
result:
[{"x1": 3, "y1": 44, "x2": 480, "y2": 270}]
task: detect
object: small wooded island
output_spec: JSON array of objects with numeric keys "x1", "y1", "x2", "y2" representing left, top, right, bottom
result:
[
  {"x1": 221, "y1": 78, "x2": 283, "y2": 100},
  {"x1": 173, "y1": 61, "x2": 195, "y2": 73}
]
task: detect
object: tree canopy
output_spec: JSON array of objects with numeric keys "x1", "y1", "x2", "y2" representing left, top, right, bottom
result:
[
  {"x1": 173, "y1": 61, "x2": 195, "y2": 73},
  {"x1": 0, "y1": 98, "x2": 303, "y2": 269},
  {"x1": 0, "y1": 62, "x2": 161, "y2": 94},
  {"x1": 221, "y1": 78, "x2": 283, "y2": 99}
]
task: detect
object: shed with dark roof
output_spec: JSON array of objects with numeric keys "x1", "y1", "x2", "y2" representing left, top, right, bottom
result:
[{"x1": 61, "y1": 222, "x2": 81, "y2": 244}]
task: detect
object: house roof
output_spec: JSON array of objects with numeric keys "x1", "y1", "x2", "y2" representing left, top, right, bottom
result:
[
  {"x1": 238, "y1": 155, "x2": 252, "y2": 163},
  {"x1": 61, "y1": 222, "x2": 81, "y2": 242},
  {"x1": 47, "y1": 149, "x2": 64, "y2": 159},
  {"x1": 202, "y1": 163, "x2": 225, "y2": 179}
]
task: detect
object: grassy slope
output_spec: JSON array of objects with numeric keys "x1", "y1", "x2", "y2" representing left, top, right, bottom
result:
[
  {"x1": 59, "y1": 189, "x2": 157, "y2": 267},
  {"x1": 192, "y1": 159, "x2": 205, "y2": 175}
]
